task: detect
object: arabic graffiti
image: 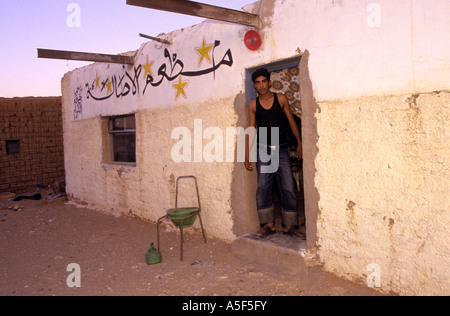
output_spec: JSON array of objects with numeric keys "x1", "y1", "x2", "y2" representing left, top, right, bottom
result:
[
  {"x1": 84, "y1": 40, "x2": 233, "y2": 102},
  {"x1": 86, "y1": 66, "x2": 142, "y2": 101},
  {"x1": 73, "y1": 86, "x2": 83, "y2": 119}
]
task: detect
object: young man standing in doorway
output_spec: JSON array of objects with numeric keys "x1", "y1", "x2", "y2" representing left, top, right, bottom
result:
[{"x1": 245, "y1": 68, "x2": 304, "y2": 238}]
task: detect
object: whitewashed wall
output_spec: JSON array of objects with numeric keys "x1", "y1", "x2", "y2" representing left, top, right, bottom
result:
[{"x1": 62, "y1": 0, "x2": 450, "y2": 295}]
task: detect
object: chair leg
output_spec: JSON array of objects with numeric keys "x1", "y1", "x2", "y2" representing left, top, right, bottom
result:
[
  {"x1": 158, "y1": 214, "x2": 205, "y2": 262},
  {"x1": 198, "y1": 213, "x2": 207, "y2": 244},
  {"x1": 156, "y1": 215, "x2": 167, "y2": 251},
  {"x1": 180, "y1": 219, "x2": 184, "y2": 261}
]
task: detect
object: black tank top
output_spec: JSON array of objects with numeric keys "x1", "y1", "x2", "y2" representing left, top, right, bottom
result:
[{"x1": 255, "y1": 93, "x2": 289, "y2": 147}]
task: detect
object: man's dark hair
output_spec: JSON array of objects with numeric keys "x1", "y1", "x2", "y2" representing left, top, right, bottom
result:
[{"x1": 252, "y1": 68, "x2": 271, "y2": 83}]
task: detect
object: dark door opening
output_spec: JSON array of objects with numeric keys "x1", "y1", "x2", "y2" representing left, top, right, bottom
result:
[{"x1": 245, "y1": 57, "x2": 306, "y2": 239}]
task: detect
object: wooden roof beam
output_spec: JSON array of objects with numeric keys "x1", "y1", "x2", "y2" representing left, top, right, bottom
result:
[
  {"x1": 126, "y1": 0, "x2": 260, "y2": 28},
  {"x1": 37, "y1": 49, "x2": 135, "y2": 65}
]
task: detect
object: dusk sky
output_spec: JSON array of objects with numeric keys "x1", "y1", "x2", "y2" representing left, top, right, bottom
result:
[{"x1": 0, "y1": 0, "x2": 255, "y2": 97}]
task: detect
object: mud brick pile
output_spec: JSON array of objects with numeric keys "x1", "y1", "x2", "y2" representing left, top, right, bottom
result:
[{"x1": 0, "y1": 97, "x2": 65, "y2": 192}]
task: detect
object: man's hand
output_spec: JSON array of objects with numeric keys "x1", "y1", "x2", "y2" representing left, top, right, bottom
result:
[
  {"x1": 296, "y1": 145, "x2": 302, "y2": 160},
  {"x1": 244, "y1": 160, "x2": 253, "y2": 171}
]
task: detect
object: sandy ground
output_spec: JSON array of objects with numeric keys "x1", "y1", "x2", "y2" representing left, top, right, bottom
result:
[{"x1": 0, "y1": 189, "x2": 387, "y2": 297}]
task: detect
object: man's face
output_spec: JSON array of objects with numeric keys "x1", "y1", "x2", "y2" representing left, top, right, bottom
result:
[{"x1": 253, "y1": 76, "x2": 271, "y2": 95}]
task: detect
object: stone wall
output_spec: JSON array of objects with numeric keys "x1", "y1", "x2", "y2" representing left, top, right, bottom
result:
[{"x1": 0, "y1": 97, "x2": 65, "y2": 192}]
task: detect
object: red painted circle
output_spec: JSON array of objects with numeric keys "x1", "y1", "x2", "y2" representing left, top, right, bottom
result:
[{"x1": 244, "y1": 30, "x2": 262, "y2": 51}]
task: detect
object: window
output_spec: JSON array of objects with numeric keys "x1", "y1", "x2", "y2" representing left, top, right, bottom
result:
[
  {"x1": 108, "y1": 115, "x2": 136, "y2": 163},
  {"x1": 6, "y1": 140, "x2": 20, "y2": 155}
]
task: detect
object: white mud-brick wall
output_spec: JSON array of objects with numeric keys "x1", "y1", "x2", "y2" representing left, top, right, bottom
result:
[{"x1": 61, "y1": 0, "x2": 450, "y2": 295}]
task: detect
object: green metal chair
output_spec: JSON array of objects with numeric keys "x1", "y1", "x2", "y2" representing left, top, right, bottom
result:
[{"x1": 156, "y1": 176, "x2": 207, "y2": 261}]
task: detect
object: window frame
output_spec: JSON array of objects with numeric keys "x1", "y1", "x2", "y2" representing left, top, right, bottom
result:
[{"x1": 106, "y1": 114, "x2": 137, "y2": 165}]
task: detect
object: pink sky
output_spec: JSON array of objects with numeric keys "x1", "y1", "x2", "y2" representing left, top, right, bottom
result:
[{"x1": 0, "y1": 0, "x2": 255, "y2": 97}]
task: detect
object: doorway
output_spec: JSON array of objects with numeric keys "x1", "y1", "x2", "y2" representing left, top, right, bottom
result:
[{"x1": 245, "y1": 57, "x2": 306, "y2": 238}]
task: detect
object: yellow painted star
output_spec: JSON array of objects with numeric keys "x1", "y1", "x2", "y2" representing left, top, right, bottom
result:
[
  {"x1": 94, "y1": 73, "x2": 101, "y2": 90},
  {"x1": 105, "y1": 77, "x2": 112, "y2": 94},
  {"x1": 173, "y1": 76, "x2": 188, "y2": 100},
  {"x1": 195, "y1": 37, "x2": 214, "y2": 66},
  {"x1": 142, "y1": 56, "x2": 154, "y2": 78}
]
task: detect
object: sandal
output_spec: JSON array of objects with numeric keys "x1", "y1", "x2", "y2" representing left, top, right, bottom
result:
[
  {"x1": 283, "y1": 226, "x2": 306, "y2": 239},
  {"x1": 255, "y1": 225, "x2": 276, "y2": 237}
]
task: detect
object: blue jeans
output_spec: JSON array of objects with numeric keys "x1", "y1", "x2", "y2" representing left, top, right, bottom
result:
[{"x1": 256, "y1": 146, "x2": 298, "y2": 226}]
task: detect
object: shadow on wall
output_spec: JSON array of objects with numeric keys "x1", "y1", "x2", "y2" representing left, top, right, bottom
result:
[
  {"x1": 298, "y1": 50, "x2": 321, "y2": 249},
  {"x1": 231, "y1": 92, "x2": 259, "y2": 237}
]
